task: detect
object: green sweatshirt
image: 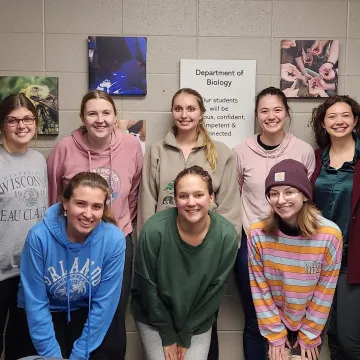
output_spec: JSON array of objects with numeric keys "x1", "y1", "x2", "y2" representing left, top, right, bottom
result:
[{"x1": 131, "y1": 207, "x2": 238, "y2": 348}]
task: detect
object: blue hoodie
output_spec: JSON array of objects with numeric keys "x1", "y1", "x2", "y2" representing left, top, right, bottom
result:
[{"x1": 18, "y1": 203, "x2": 126, "y2": 360}]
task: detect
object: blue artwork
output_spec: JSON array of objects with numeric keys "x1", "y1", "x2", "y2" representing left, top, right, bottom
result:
[{"x1": 88, "y1": 36, "x2": 147, "y2": 96}]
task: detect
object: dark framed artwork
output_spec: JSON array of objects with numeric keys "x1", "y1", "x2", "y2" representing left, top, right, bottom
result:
[
  {"x1": 280, "y1": 40, "x2": 339, "y2": 98},
  {"x1": 0, "y1": 76, "x2": 59, "y2": 135},
  {"x1": 88, "y1": 36, "x2": 147, "y2": 96}
]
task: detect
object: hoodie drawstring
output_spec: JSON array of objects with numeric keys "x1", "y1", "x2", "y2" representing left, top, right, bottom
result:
[
  {"x1": 66, "y1": 245, "x2": 71, "y2": 324},
  {"x1": 109, "y1": 144, "x2": 113, "y2": 208},
  {"x1": 87, "y1": 150, "x2": 92, "y2": 173},
  {"x1": 87, "y1": 237, "x2": 93, "y2": 360}
]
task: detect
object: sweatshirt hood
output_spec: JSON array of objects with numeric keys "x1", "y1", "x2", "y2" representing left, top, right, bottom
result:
[
  {"x1": 71, "y1": 127, "x2": 125, "y2": 207},
  {"x1": 244, "y1": 132, "x2": 295, "y2": 173}
]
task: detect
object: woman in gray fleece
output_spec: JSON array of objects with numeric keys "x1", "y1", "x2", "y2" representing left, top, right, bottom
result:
[{"x1": 0, "y1": 94, "x2": 48, "y2": 360}]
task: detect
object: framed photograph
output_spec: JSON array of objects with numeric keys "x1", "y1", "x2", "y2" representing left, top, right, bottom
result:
[
  {"x1": 88, "y1": 36, "x2": 147, "y2": 96},
  {"x1": 280, "y1": 40, "x2": 339, "y2": 98},
  {"x1": 0, "y1": 76, "x2": 59, "y2": 135},
  {"x1": 117, "y1": 120, "x2": 146, "y2": 155}
]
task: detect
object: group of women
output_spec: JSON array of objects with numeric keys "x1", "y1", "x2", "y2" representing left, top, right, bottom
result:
[{"x1": 0, "y1": 85, "x2": 358, "y2": 360}]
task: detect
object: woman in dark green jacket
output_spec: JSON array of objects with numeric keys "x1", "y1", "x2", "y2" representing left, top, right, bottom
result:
[{"x1": 131, "y1": 166, "x2": 238, "y2": 360}]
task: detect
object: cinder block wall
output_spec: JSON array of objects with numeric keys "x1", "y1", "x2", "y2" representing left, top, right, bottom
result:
[{"x1": 1, "y1": 0, "x2": 360, "y2": 359}]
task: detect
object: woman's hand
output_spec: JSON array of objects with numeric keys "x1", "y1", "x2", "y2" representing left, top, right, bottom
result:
[
  {"x1": 319, "y1": 62, "x2": 335, "y2": 81},
  {"x1": 310, "y1": 41, "x2": 324, "y2": 56},
  {"x1": 268, "y1": 342, "x2": 287, "y2": 360},
  {"x1": 293, "y1": 340, "x2": 319, "y2": 360},
  {"x1": 163, "y1": 343, "x2": 178, "y2": 360},
  {"x1": 177, "y1": 345, "x2": 187, "y2": 360},
  {"x1": 281, "y1": 63, "x2": 301, "y2": 82}
]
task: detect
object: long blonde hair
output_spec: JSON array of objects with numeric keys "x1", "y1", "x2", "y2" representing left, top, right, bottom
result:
[
  {"x1": 171, "y1": 88, "x2": 217, "y2": 171},
  {"x1": 263, "y1": 201, "x2": 321, "y2": 238}
]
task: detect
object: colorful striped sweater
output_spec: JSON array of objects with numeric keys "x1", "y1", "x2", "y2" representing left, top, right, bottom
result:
[{"x1": 248, "y1": 216, "x2": 342, "y2": 349}]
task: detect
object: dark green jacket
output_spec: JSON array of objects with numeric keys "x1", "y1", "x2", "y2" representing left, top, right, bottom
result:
[{"x1": 131, "y1": 208, "x2": 238, "y2": 348}]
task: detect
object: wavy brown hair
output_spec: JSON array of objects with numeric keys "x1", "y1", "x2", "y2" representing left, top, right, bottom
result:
[
  {"x1": 310, "y1": 95, "x2": 360, "y2": 148},
  {"x1": 60, "y1": 172, "x2": 116, "y2": 225},
  {"x1": 171, "y1": 88, "x2": 217, "y2": 171}
]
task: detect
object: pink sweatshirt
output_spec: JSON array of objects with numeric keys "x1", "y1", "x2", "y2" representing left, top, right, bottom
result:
[
  {"x1": 234, "y1": 133, "x2": 315, "y2": 232},
  {"x1": 47, "y1": 127, "x2": 143, "y2": 236}
]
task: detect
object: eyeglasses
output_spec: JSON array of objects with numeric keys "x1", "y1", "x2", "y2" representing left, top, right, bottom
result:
[
  {"x1": 266, "y1": 189, "x2": 300, "y2": 203},
  {"x1": 5, "y1": 116, "x2": 35, "y2": 127}
]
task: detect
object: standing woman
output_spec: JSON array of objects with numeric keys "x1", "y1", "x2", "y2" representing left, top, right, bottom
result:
[
  {"x1": 132, "y1": 166, "x2": 238, "y2": 360},
  {"x1": 249, "y1": 159, "x2": 342, "y2": 360},
  {"x1": 47, "y1": 90, "x2": 143, "y2": 358},
  {"x1": 234, "y1": 87, "x2": 315, "y2": 360},
  {"x1": 15, "y1": 172, "x2": 126, "y2": 360},
  {"x1": 137, "y1": 88, "x2": 241, "y2": 359},
  {"x1": 0, "y1": 94, "x2": 48, "y2": 360},
  {"x1": 310, "y1": 95, "x2": 360, "y2": 360}
]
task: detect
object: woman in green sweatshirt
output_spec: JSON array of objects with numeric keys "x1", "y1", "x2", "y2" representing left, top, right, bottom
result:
[{"x1": 131, "y1": 165, "x2": 238, "y2": 360}]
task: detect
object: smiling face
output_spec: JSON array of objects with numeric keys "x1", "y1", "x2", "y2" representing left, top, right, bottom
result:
[
  {"x1": 3, "y1": 107, "x2": 36, "y2": 151},
  {"x1": 63, "y1": 185, "x2": 106, "y2": 242},
  {"x1": 172, "y1": 93, "x2": 203, "y2": 135},
  {"x1": 257, "y1": 95, "x2": 288, "y2": 136},
  {"x1": 81, "y1": 98, "x2": 116, "y2": 142},
  {"x1": 323, "y1": 102, "x2": 358, "y2": 140},
  {"x1": 175, "y1": 174, "x2": 214, "y2": 224},
  {"x1": 268, "y1": 185, "x2": 306, "y2": 225}
]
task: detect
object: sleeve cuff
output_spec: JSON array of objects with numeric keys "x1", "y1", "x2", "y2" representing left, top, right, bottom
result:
[
  {"x1": 158, "y1": 325, "x2": 178, "y2": 347},
  {"x1": 297, "y1": 334, "x2": 321, "y2": 350},
  {"x1": 177, "y1": 330, "x2": 193, "y2": 349}
]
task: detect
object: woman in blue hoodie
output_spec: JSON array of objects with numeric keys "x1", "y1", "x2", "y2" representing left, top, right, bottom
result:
[{"x1": 15, "y1": 172, "x2": 126, "y2": 360}]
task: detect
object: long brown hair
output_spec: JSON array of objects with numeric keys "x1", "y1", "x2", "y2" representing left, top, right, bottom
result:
[
  {"x1": 0, "y1": 93, "x2": 38, "y2": 137},
  {"x1": 310, "y1": 95, "x2": 360, "y2": 148},
  {"x1": 171, "y1": 88, "x2": 217, "y2": 171},
  {"x1": 60, "y1": 172, "x2": 116, "y2": 225},
  {"x1": 262, "y1": 202, "x2": 321, "y2": 239}
]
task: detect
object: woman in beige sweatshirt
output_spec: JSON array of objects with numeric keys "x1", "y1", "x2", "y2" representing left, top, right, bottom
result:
[{"x1": 137, "y1": 87, "x2": 241, "y2": 360}]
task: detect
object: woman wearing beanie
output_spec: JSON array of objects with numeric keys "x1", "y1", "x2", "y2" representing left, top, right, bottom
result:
[
  {"x1": 310, "y1": 95, "x2": 360, "y2": 360},
  {"x1": 234, "y1": 87, "x2": 315, "y2": 360},
  {"x1": 248, "y1": 159, "x2": 342, "y2": 360}
]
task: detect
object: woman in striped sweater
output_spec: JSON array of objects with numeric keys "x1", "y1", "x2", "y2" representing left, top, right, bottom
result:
[{"x1": 248, "y1": 159, "x2": 342, "y2": 360}]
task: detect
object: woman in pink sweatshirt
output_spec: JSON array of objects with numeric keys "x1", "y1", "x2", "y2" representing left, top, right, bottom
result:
[
  {"x1": 46, "y1": 90, "x2": 143, "y2": 360},
  {"x1": 234, "y1": 87, "x2": 315, "y2": 360}
]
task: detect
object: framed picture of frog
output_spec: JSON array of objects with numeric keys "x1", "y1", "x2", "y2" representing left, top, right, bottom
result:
[
  {"x1": 0, "y1": 76, "x2": 59, "y2": 135},
  {"x1": 280, "y1": 40, "x2": 339, "y2": 98}
]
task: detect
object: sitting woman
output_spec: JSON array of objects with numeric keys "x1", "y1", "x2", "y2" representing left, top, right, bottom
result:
[
  {"x1": 248, "y1": 159, "x2": 342, "y2": 360},
  {"x1": 16, "y1": 172, "x2": 126, "y2": 360},
  {"x1": 131, "y1": 165, "x2": 238, "y2": 360}
]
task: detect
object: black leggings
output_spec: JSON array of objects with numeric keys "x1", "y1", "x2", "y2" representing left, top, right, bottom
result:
[
  {"x1": 0, "y1": 276, "x2": 20, "y2": 360},
  {"x1": 328, "y1": 271, "x2": 360, "y2": 360}
]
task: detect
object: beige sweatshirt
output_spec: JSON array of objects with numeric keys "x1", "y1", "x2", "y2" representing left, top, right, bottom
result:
[{"x1": 137, "y1": 129, "x2": 241, "y2": 235}]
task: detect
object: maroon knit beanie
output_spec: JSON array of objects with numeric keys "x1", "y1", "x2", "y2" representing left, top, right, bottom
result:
[{"x1": 265, "y1": 159, "x2": 312, "y2": 200}]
